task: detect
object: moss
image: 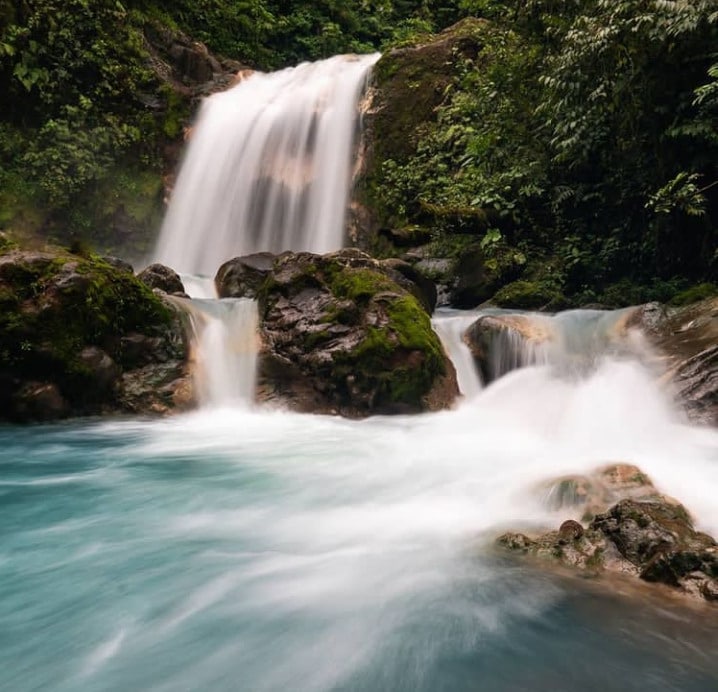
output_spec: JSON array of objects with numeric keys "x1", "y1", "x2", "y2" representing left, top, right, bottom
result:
[
  {"x1": 669, "y1": 283, "x2": 718, "y2": 306},
  {"x1": 335, "y1": 290, "x2": 446, "y2": 406},
  {"x1": 585, "y1": 547, "x2": 605, "y2": 570},
  {"x1": 492, "y1": 279, "x2": 567, "y2": 311},
  {"x1": 329, "y1": 267, "x2": 398, "y2": 303},
  {"x1": 0, "y1": 249, "x2": 172, "y2": 399}
]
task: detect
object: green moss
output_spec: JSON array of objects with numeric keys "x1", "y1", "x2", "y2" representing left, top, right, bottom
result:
[
  {"x1": 0, "y1": 249, "x2": 172, "y2": 395},
  {"x1": 492, "y1": 279, "x2": 567, "y2": 310},
  {"x1": 669, "y1": 283, "x2": 718, "y2": 306},
  {"x1": 329, "y1": 267, "x2": 398, "y2": 303}
]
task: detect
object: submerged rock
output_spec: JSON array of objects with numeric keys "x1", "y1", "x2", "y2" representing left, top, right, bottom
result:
[
  {"x1": 498, "y1": 495, "x2": 718, "y2": 603},
  {"x1": 540, "y1": 463, "x2": 677, "y2": 522},
  {"x1": 0, "y1": 248, "x2": 193, "y2": 421},
  {"x1": 254, "y1": 249, "x2": 458, "y2": 417}
]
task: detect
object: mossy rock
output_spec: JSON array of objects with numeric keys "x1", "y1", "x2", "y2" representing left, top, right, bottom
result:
[
  {"x1": 0, "y1": 245, "x2": 191, "y2": 421},
  {"x1": 257, "y1": 249, "x2": 457, "y2": 417},
  {"x1": 491, "y1": 279, "x2": 568, "y2": 311}
]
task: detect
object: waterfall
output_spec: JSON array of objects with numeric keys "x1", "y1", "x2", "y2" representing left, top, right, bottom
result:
[
  {"x1": 432, "y1": 312, "x2": 483, "y2": 399},
  {"x1": 153, "y1": 53, "x2": 380, "y2": 276},
  {"x1": 186, "y1": 298, "x2": 259, "y2": 408},
  {"x1": 469, "y1": 308, "x2": 654, "y2": 384}
]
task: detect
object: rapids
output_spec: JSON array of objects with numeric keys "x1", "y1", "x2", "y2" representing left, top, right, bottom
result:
[{"x1": 1, "y1": 345, "x2": 717, "y2": 691}]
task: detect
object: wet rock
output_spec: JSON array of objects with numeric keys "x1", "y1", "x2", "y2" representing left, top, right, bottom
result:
[
  {"x1": 463, "y1": 313, "x2": 553, "y2": 383},
  {"x1": 256, "y1": 249, "x2": 458, "y2": 417},
  {"x1": 540, "y1": 463, "x2": 677, "y2": 522},
  {"x1": 378, "y1": 258, "x2": 437, "y2": 313},
  {"x1": 498, "y1": 497, "x2": 718, "y2": 603},
  {"x1": 101, "y1": 256, "x2": 134, "y2": 274},
  {"x1": 624, "y1": 298, "x2": 718, "y2": 425},
  {"x1": 11, "y1": 382, "x2": 69, "y2": 421},
  {"x1": 216, "y1": 253, "x2": 276, "y2": 299},
  {"x1": 137, "y1": 263, "x2": 186, "y2": 296},
  {"x1": 558, "y1": 520, "x2": 584, "y2": 543},
  {"x1": 0, "y1": 247, "x2": 193, "y2": 422}
]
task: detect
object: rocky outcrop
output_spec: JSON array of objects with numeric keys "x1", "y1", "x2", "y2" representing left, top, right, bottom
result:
[
  {"x1": 251, "y1": 249, "x2": 458, "y2": 416},
  {"x1": 0, "y1": 248, "x2": 193, "y2": 421},
  {"x1": 463, "y1": 313, "x2": 554, "y2": 383},
  {"x1": 539, "y1": 463, "x2": 678, "y2": 522},
  {"x1": 137, "y1": 263, "x2": 187, "y2": 296},
  {"x1": 499, "y1": 497, "x2": 717, "y2": 603},
  {"x1": 624, "y1": 298, "x2": 718, "y2": 425},
  {"x1": 215, "y1": 253, "x2": 276, "y2": 299},
  {"x1": 350, "y1": 18, "x2": 490, "y2": 250}
]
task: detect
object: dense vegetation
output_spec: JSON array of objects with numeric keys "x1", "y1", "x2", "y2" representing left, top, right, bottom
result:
[
  {"x1": 368, "y1": 1, "x2": 718, "y2": 305},
  {"x1": 1, "y1": 0, "x2": 716, "y2": 303}
]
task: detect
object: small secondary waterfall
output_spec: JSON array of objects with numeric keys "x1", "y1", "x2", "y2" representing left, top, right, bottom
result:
[
  {"x1": 435, "y1": 307, "x2": 655, "y2": 393},
  {"x1": 153, "y1": 53, "x2": 380, "y2": 276},
  {"x1": 185, "y1": 298, "x2": 259, "y2": 408},
  {"x1": 473, "y1": 308, "x2": 652, "y2": 384},
  {"x1": 432, "y1": 312, "x2": 483, "y2": 399}
]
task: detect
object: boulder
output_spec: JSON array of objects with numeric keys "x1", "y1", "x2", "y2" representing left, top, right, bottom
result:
[
  {"x1": 215, "y1": 252, "x2": 276, "y2": 299},
  {"x1": 256, "y1": 249, "x2": 458, "y2": 417},
  {"x1": 137, "y1": 263, "x2": 186, "y2": 296},
  {"x1": 463, "y1": 313, "x2": 554, "y2": 383},
  {"x1": 540, "y1": 463, "x2": 678, "y2": 522},
  {"x1": 0, "y1": 248, "x2": 193, "y2": 421},
  {"x1": 497, "y1": 497, "x2": 718, "y2": 603},
  {"x1": 624, "y1": 298, "x2": 718, "y2": 425}
]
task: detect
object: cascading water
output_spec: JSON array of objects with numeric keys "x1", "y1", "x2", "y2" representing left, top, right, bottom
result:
[
  {"x1": 432, "y1": 311, "x2": 483, "y2": 398},
  {"x1": 153, "y1": 53, "x2": 379, "y2": 276},
  {"x1": 186, "y1": 299, "x2": 259, "y2": 408},
  {"x1": 466, "y1": 308, "x2": 654, "y2": 384},
  {"x1": 6, "y1": 50, "x2": 717, "y2": 692}
]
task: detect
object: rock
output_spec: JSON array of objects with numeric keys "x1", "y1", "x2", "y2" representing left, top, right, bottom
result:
[
  {"x1": 541, "y1": 463, "x2": 677, "y2": 522},
  {"x1": 101, "y1": 256, "x2": 134, "y2": 274},
  {"x1": 350, "y1": 18, "x2": 490, "y2": 250},
  {"x1": 463, "y1": 313, "x2": 554, "y2": 383},
  {"x1": 377, "y1": 258, "x2": 437, "y2": 313},
  {"x1": 256, "y1": 249, "x2": 458, "y2": 417},
  {"x1": 11, "y1": 382, "x2": 69, "y2": 421},
  {"x1": 624, "y1": 298, "x2": 718, "y2": 425},
  {"x1": 137, "y1": 263, "x2": 186, "y2": 296},
  {"x1": 498, "y1": 497, "x2": 718, "y2": 603},
  {"x1": 0, "y1": 247, "x2": 193, "y2": 421},
  {"x1": 215, "y1": 252, "x2": 276, "y2": 299},
  {"x1": 558, "y1": 520, "x2": 584, "y2": 543},
  {"x1": 491, "y1": 279, "x2": 568, "y2": 311}
]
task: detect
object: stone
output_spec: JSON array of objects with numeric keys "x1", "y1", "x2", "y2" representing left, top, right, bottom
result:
[
  {"x1": 623, "y1": 297, "x2": 718, "y2": 425},
  {"x1": 463, "y1": 313, "x2": 554, "y2": 383},
  {"x1": 0, "y1": 247, "x2": 193, "y2": 422},
  {"x1": 137, "y1": 263, "x2": 186, "y2": 296},
  {"x1": 498, "y1": 496, "x2": 718, "y2": 603},
  {"x1": 256, "y1": 249, "x2": 458, "y2": 417},
  {"x1": 540, "y1": 463, "x2": 677, "y2": 522},
  {"x1": 215, "y1": 252, "x2": 276, "y2": 299}
]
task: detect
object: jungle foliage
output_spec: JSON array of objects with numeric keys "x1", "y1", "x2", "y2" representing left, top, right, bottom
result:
[
  {"x1": 0, "y1": 0, "x2": 717, "y2": 301},
  {"x1": 370, "y1": 0, "x2": 718, "y2": 303}
]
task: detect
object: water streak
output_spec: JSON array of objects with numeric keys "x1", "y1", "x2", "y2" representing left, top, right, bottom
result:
[{"x1": 186, "y1": 298, "x2": 259, "y2": 408}]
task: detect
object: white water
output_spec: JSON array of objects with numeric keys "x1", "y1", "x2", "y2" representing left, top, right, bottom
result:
[
  {"x1": 153, "y1": 53, "x2": 379, "y2": 276},
  {"x1": 186, "y1": 298, "x2": 259, "y2": 408},
  {"x1": 432, "y1": 311, "x2": 483, "y2": 399}
]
